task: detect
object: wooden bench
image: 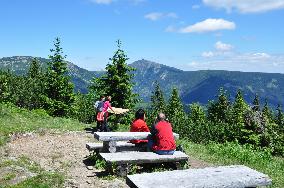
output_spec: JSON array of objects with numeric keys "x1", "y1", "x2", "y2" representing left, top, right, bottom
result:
[
  {"x1": 86, "y1": 141, "x2": 137, "y2": 153},
  {"x1": 100, "y1": 151, "x2": 189, "y2": 176},
  {"x1": 94, "y1": 132, "x2": 179, "y2": 153},
  {"x1": 126, "y1": 165, "x2": 272, "y2": 188}
]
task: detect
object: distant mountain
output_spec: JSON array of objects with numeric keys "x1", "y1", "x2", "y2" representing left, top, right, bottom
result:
[
  {"x1": 0, "y1": 56, "x2": 103, "y2": 93},
  {"x1": 1, "y1": 56, "x2": 284, "y2": 109}
]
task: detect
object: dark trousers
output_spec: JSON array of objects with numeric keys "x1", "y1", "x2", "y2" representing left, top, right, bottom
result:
[
  {"x1": 96, "y1": 120, "x2": 103, "y2": 131},
  {"x1": 101, "y1": 112, "x2": 109, "y2": 132}
]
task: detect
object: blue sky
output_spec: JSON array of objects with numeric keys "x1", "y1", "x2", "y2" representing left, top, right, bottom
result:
[{"x1": 0, "y1": 0, "x2": 284, "y2": 73}]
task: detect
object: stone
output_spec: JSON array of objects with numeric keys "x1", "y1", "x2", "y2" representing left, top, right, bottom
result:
[
  {"x1": 126, "y1": 165, "x2": 272, "y2": 188},
  {"x1": 94, "y1": 132, "x2": 179, "y2": 142}
]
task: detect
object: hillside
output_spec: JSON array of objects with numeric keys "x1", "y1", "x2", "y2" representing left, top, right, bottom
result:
[{"x1": 1, "y1": 56, "x2": 284, "y2": 108}]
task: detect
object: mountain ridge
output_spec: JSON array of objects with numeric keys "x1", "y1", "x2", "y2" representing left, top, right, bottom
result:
[{"x1": 1, "y1": 56, "x2": 284, "y2": 109}]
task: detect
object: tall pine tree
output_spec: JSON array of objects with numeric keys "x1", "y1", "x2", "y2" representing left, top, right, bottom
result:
[
  {"x1": 166, "y1": 87, "x2": 186, "y2": 133},
  {"x1": 91, "y1": 40, "x2": 137, "y2": 109},
  {"x1": 262, "y1": 98, "x2": 273, "y2": 123},
  {"x1": 207, "y1": 88, "x2": 230, "y2": 123},
  {"x1": 44, "y1": 38, "x2": 74, "y2": 116},
  {"x1": 252, "y1": 94, "x2": 260, "y2": 112},
  {"x1": 150, "y1": 81, "x2": 166, "y2": 114}
]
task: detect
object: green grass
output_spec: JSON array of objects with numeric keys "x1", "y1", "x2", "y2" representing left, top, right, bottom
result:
[
  {"x1": 178, "y1": 140, "x2": 284, "y2": 188},
  {"x1": 9, "y1": 173, "x2": 64, "y2": 188},
  {"x1": 0, "y1": 103, "x2": 90, "y2": 146},
  {"x1": 0, "y1": 156, "x2": 64, "y2": 188}
]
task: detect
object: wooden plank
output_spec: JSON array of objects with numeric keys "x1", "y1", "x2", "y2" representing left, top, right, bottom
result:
[
  {"x1": 126, "y1": 165, "x2": 272, "y2": 188},
  {"x1": 100, "y1": 151, "x2": 188, "y2": 165},
  {"x1": 94, "y1": 132, "x2": 179, "y2": 141}
]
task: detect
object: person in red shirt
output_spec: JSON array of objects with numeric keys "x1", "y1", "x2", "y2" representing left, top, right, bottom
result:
[
  {"x1": 101, "y1": 96, "x2": 115, "y2": 132},
  {"x1": 148, "y1": 112, "x2": 176, "y2": 155},
  {"x1": 130, "y1": 109, "x2": 150, "y2": 146}
]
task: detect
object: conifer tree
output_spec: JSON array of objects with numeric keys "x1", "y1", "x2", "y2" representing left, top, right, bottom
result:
[
  {"x1": 44, "y1": 38, "x2": 74, "y2": 116},
  {"x1": 22, "y1": 58, "x2": 46, "y2": 109},
  {"x1": 252, "y1": 94, "x2": 260, "y2": 112},
  {"x1": 146, "y1": 81, "x2": 167, "y2": 125},
  {"x1": 0, "y1": 71, "x2": 11, "y2": 102},
  {"x1": 262, "y1": 98, "x2": 273, "y2": 123},
  {"x1": 150, "y1": 81, "x2": 166, "y2": 115},
  {"x1": 188, "y1": 103, "x2": 206, "y2": 123},
  {"x1": 166, "y1": 87, "x2": 186, "y2": 133},
  {"x1": 91, "y1": 40, "x2": 137, "y2": 109},
  {"x1": 275, "y1": 104, "x2": 284, "y2": 130},
  {"x1": 207, "y1": 88, "x2": 230, "y2": 123},
  {"x1": 231, "y1": 90, "x2": 249, "y2": 124},
  {"x1": 27, "y1": 58, "x2": 41, "y2": 78}
]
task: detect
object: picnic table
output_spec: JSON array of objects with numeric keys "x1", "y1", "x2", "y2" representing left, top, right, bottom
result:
[{"x1": 94, "y1": 132, "x2": 179, "y2": 153}]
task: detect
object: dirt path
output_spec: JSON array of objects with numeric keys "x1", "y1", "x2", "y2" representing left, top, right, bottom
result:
[{"x1": 4, "y1": 131, "x2": 211, "y2": 187}]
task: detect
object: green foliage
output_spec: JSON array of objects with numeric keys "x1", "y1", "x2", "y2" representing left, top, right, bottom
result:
[
  {"x1": 69, "y1": 92, "x2": 96, "y2": 123},
  {"x1": 91, "y1": 40, "x2": 138, "y2": 110},
  {"x1": 262, "y1": 99, "x2": 274, "y2": 123},
  {"x1": 0, "y1": 71, "x2": 12, "y2": 102},
  {"x1": 148, "y1": 81, "x2": 166, "y2": 124},
  {"x1": 207, "y1": 88, "x2": 230, "y2": 123},
  {"x1": 44, "y1": 38, "x2": 74, "y2": 117},
  {"x1": 252, "y1": 93, "x2": 261, "y2": 112},
  {"x1": 166, "y1": 88, "x2": 187, "y2": 134}
]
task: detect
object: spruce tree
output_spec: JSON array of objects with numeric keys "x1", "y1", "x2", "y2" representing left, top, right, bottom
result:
[
  {"x1": 166, "y1": 87, "x2": 186, "y2": 133},
  {"x1": 252, "y1": 94, "x2": 260, "y2": 112},
  {"x1": 262, "y1": 98, "x2": 273, "y2": 123},
  {"x1": 275, "y1": 104, "x2": 284, "y2": 130},
  {"x1": 23, "y1": 58, "x2": 46, "y2": 109},
  {"x1": 91, "y1": 40, "x2": 137, "y2": 109},
  {"x1": 0, "y1": 71, "x2": 11, "y2": 102},
  {"x1": 207, "y1": 88, "x2": 230, "y2": 123},
  {"x1": 150, "y1": 81, "x2": 166, "y2": 115},
  {"x1": 44, "y1": 38, "x2": 74, "y2": 116},
  {"x1": 27, "y1": 58, "x2": 41, "y2": 78},
  {"x1": 231, "y1": 90, "x2": 249, "y2": 124}
]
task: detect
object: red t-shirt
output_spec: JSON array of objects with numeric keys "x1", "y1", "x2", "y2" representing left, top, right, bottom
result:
[
  {"x1": 130, "y1": 119, "x2": 150, "y2": 144},
  {"x1": 152, "y1": 121, "x2": 176, "y2": 151}
]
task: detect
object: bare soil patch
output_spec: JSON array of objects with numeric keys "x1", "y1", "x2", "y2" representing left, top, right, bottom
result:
[{"x1": 2, "y1": 131, "x2": 211, "y2": 187}]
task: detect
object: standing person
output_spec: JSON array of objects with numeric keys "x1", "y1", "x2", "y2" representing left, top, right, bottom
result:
[
  {"x1": 102, "y1": 96, "x2": 115, "y2": 132},
  {"x1": 148, "y1": 112, "x2": 176, "y2": 155},
  {"x1": 130, "y1": 109, "x2": 150, "y2": 146},
  {"x1": 95, "y1": 95, "x2": 105, "y2": 132}
]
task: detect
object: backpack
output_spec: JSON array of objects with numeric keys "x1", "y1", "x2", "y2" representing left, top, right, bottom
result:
[{"x1": 94, "y1": 101, "x2": 104, "y2": 112}]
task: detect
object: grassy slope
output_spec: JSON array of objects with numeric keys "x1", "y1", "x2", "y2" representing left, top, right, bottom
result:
[
  {"x1": 0, "y1": 103, "x2": 90, "y2": 187},
  {"x1": 1, "y1": 103, "x2": 283, "y2": 187},
  {"x1": 0, "y1": 103, "x2": 89, "y2": 146},
  {"x1": 178, "y1": 140, "x2": 284, "y2": 188}
]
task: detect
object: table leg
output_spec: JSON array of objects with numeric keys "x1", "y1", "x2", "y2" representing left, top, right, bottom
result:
[{"x1": 103, "y1": 141, "x2": 117, "y2": 153}]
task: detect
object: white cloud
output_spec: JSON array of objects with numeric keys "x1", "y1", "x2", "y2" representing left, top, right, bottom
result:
[
  {"x1": 203, "y1": 0, "x2": 284, "y2": 13},
  {"x1": 192, "y1": 4, "x2": 201, "y2": 9},
  {"x1": 165, "y1": 25, "x2": 176, "y2": 32},
  {"x1": 202, "y1": 51, "x2": 215, "y2": 58},
  {"x1": 179, "y1": 18, "x2": 236, "y2": 33},
  {"x1": 215, "y1": 41, "x2": 234, "y2": 51},
  {"x1": 90, "y1": 0, "x2": 113, "y2": 4},
  {"x1": 145, "y1": 12, "x2": 178, "y2": 21},
  {"x1": 185, "y1": 52, "x2": 284, "y2": 73}
]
